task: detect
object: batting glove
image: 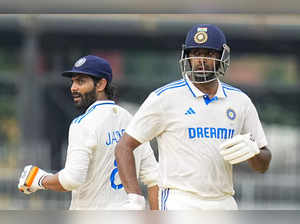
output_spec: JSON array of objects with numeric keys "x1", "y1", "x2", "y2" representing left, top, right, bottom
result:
[
  {"x1": 121, "y1": 193, "x2": 146, "y2": 210},
  {"x1": 219, "y1": 133, "x2": 260, "y2": 165},
  {"x1": 18, "y1": 165, "x2": 52, "y2": 195}
]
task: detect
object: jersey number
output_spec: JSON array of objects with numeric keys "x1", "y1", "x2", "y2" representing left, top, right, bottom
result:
[{"x1": 110, "y1": 160, "x2": 123, "y2": 190}]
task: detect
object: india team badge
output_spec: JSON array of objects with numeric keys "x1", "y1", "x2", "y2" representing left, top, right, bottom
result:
[
  {"x1": 194, "y1": 27, "x2": 208, "y2": 44},
  {"x1": 226, "y1": 108, "x2": 236, "y2": 120},
  {"x1": 74, "y1": 57, "x2": 86, "y2": 67}
]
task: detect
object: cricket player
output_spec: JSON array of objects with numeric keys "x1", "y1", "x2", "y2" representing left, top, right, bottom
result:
[
  {"x1": 115, "y1": 24, "x2": 272, "y2": 210},
  {"x1": 18, "y1": 55, "x2": 159, "y2": 210}
]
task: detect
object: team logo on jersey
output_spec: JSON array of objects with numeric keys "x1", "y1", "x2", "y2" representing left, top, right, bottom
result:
[
  {"x1": 226, "y1": 108, "x2": 236, "y2": 120},
  {"x1": 74, "y1": 57, "x2": 86, "y2": 67},
  {"x1": 194, "y1": 31, "x2": 208, "y2": 44}
]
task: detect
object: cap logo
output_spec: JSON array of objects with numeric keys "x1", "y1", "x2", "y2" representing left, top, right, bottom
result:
[
  {"x1": 197, "y1": 27, "x2": 207, "y2": 32},
  {"x1": 194, "y1": 31, "x2": 208, "y2": 44},
  {"x1": 74, "y1": 57, "x2": 86, "y2": 67}
]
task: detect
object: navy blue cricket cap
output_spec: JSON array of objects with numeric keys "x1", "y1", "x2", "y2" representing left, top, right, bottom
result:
[
  {"x1": 61, "y1": 55, "x2": 112, "y2": 83},
  {"x1": 184, "y1": 24, "x2": 227, "y2": 52}
]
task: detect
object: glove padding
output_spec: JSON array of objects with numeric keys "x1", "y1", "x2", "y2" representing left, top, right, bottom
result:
[
  {"x1": 18, "y1": 165, "x2": 52, "y2": 195},
  {"x1": 121, "y1": 193, "x2": 146, "y2": 210},
  {"x1": 219, "y1": 133, "x2": 260, "y2": 165}
]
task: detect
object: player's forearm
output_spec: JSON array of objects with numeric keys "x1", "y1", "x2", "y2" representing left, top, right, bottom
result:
[
  {"x1": 42, "y1": 173, "x2": 68, "y2": 192},
  {"x1": 115, "y1": 134, "x2": 143, "y2": 195},
  {"x1": 147, "y1": 185, "x2": 159, "y2": 210},
  {"x1": 115, "y1": 148, "x2": 142, "y2": 195},
  {"x1": 248, "y1": 146, "x2": 272, "y2": 173}
]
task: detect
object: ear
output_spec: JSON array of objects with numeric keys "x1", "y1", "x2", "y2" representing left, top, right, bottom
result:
[{"x1": 96, "y1": 78, "x2": 107, "y2": 92}]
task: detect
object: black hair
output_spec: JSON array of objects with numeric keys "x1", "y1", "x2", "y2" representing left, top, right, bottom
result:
[{"x1": 92, "y1": 77, "x2": 118, "y2": 102}]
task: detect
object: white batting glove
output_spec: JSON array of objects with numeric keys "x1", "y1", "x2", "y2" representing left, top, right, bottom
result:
[
  {"x1": 219, "y1": 133, "x2": 260, "y2": 165},
  {"x1": 18, "y1": 165, "x2": 52, "y2": 195},
  {"x1": 121, "y1": 193, "x2": 146, "y2": 210}
]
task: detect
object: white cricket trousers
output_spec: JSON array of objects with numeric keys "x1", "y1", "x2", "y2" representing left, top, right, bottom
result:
[{"x1": 160, "y1": 188, "x2": 238, "y2": 210}]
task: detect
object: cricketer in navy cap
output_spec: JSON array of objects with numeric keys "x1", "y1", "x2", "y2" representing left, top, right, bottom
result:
[
  {"x1": 62, "y1": 55, "x2": 113, "y2": 83},
  {"x1": 179, "y1": 24, "x2": 230, "y2": 83}
]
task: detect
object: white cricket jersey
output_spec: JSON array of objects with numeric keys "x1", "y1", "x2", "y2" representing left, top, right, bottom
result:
[
  {"x1": 126, "y1": 78, "x2": 267, "y2": 199},
  {"x1": 61, "y1": 100, "x2": 158, "y2": 210}
]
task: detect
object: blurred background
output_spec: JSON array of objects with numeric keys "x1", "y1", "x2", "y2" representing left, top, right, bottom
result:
[{"x1": 0, "y1": 13, "x2": 299, "y2": 210}]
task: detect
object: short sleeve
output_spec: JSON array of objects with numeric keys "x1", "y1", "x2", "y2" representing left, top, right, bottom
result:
[
  {"x1": 69, "y1": 123, "x2": 98, "y2": 153},
  {"x1": 126, "y1": 92, "x2": 166, "y2": 143},
  {"x1": 241, "y1": 98, "x2": 268, "y2": 148}
]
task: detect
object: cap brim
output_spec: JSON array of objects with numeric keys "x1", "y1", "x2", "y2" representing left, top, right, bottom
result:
[
  {"x1": 61, "y1": 69, "x2": 100, "y2": 78},
  {"x1": 185, "y1": 45, "x2": 222, "y2": 51}
]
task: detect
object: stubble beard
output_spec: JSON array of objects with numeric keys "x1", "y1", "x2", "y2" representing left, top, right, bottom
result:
[{"x1": 74, "y1": 88, "x2": 97, "y2": 111}]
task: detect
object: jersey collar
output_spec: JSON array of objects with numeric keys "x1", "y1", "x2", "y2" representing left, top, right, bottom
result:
[
  {"x1": 85, "y1": 100, "x2": 116, "y2": 113},
  {"x1": 184, "y1": 75, "x2": 227, "y2": 99}
]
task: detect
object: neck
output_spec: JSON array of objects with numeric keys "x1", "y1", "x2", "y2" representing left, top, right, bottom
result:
[
  {"x1": 193, "y1": 79, "x2": 219, "y2": 98},
  {"x1": 96, "y1": 92, "x2": 108, "y2": 101}
]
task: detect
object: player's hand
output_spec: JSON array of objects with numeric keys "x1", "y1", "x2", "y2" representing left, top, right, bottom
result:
[
  {"x1": 219, "y1": 133, "x2": 260, "y2": 165},
  {"x1": 18, "y1": 165, "x2": 51, "y2": 195},
  {"x1": 121, "y1": 193, "x2": 146, "y2": 210}
]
